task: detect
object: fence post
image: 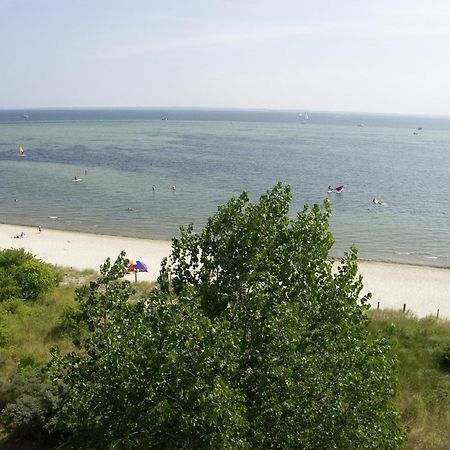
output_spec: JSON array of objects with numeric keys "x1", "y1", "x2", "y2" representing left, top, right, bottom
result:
[
  {"x1": 436, "y1": 309, "x2": 439, "y2": 319},
  {"x1": 377, "y1": 301, "x2": 380, "y2": 310},
  {"x1": 403, "y1": 303, "x2": 406, "y2": 313}
]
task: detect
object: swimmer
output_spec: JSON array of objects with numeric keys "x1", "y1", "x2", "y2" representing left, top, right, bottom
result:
[
  {"x1": 373, "y1": 198, "x2": 388, "y2": 206},
  {"x1": 172, "y1": 185, "x2": 176, "y2": 191},
  {"x1": 152, "y1": 185, "x2": 156, "y2": 192}
]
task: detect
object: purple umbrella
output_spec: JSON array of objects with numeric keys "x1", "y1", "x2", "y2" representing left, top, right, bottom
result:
[{"x1": 135, "y1": 261, "x2": 148, "y2": 272}]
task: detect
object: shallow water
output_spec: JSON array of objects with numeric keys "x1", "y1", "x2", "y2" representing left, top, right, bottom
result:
[{"x1": 0, "y1": 109, "x2": 449, "y2": 267}]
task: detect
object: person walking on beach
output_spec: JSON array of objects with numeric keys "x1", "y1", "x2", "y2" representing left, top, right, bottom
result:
[{"x1": 38, "y1": 225, "x2": 42, "y2": 232}]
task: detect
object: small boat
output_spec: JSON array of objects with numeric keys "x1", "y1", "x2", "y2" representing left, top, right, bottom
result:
[
  {"x1": 18, "y1": 145, "x2": 25, "y2": 158},
  {"x1": 161, "y1": 117, "x2": 168, "y2": 121},
  {"x1": 335, "y1": 185, "x2": 345, "y2": 193},
  {"x1": 299, "y1": 112, "x2": 310, "y2": 123},
  {"x1": 22, "y1": 113, "x2": 29, "y2": 119}
]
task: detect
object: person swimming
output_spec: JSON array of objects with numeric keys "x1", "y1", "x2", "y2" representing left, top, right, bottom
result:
[{"x1": 373, "y1": 198, "x2": 387, "y2": 206}]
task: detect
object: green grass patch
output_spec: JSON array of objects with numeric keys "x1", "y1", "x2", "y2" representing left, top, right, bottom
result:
[{"x1": 369, "y1": 309, "x2": 450, "y2": 450}]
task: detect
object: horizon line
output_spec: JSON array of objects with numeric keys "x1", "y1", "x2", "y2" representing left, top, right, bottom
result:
[{"x1": 1, "y1": 105, "x2": 449, "y2": 119}]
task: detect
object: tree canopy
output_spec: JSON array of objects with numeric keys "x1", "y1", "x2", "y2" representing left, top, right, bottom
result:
[{"x1": 49, "y1": 183, "x2": 405, "y2": 449}]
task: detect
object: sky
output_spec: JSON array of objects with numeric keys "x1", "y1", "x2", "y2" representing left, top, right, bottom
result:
[{"x1": 1, "y1": 0, "x2": 450, "y2": 115}]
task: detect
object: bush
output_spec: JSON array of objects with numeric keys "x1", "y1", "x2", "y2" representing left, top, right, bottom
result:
[
  {"x1": 0, "y1": 249, "x2": 59, "y2": 302},
  {"x1": 0, "y1": 372, "x2": 60, "y2": 439},
  {"x1": 437, "y1": 343, "x2": 450, "y2": 373}
]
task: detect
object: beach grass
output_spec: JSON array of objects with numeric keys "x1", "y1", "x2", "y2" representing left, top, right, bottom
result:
[{"x1": 368, "y1": 310, "x2": 450, "y2": 450}]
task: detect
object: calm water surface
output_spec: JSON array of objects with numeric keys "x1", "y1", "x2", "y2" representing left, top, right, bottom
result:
[{"x1": 0, "y1": 109, "x2": 449, "y2": 267}]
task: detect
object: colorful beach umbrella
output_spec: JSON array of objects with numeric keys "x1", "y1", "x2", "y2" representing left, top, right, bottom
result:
[
  {"x1": 135, "y1": 261, "x2": 148, "y2": 272},
  {"x1": 128, "y1": 259, "x2": 148, "y2": 281}
]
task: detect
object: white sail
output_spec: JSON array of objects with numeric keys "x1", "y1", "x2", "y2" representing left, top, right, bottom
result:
[{"x1": 19, "y1": 145, "x2": 25, "y2": 157}]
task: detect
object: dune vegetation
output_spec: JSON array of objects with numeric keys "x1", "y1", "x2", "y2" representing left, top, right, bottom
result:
[{"x1": 1, "y1": 269, "x2": 449, "y2": 449}]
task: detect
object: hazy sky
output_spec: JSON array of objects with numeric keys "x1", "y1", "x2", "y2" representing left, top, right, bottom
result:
[{"x1": 1, "y1": 0, "x2": 450, "y2": 115}]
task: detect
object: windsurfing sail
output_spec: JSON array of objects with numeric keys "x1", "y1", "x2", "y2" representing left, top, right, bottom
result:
[
  {"x1": 18, "y1": 145, "x2": 25, "y2": 157},
  {"x1": 335, "y1": 185, "x2": 345, "y2": 193},
  {"x1": 304, "y1": 112, "x2": 309, "y2": 120}
]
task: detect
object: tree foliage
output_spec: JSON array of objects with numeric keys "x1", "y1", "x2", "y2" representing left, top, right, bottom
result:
[
  {"x1": 49, "y1": 183, "x2": 405, "y2": 449},
  {"x1": 0, "y1": 248, "x2": 59, "y2": 302}
]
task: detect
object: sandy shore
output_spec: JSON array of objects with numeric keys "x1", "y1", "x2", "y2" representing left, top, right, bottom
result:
[
  {"x1": 0, "y1": 224, "x2": 172, "y2": 283},
  {"x1": 1, "y1": 224, "x2": 449, "y2": 319}
]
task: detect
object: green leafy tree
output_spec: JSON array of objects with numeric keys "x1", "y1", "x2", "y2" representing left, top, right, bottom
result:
[
  {"x1": 50, "y1": 254, "x2": 248, "y2": 449},
  {"x1": 50, "y1": 184, "x2": 405, "y2": 449}
]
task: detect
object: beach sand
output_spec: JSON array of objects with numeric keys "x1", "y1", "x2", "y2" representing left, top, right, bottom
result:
[
  {"x1": 0, "y1": 224, "x2": 172, "y2": 283},
  {"x1": 1, "y1": 224, "x2": 449, "y2": 319}
]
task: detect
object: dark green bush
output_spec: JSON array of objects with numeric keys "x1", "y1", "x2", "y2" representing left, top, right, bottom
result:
[
  {"x1": 0, "y1": 249, "x2": 59, "y2": 302},
  {"x1": 437, "y1": 343, "x2": 450, "y2": 373},
  {"x1": 0, "y1": 372, "x2": 60, "y2": 439}
]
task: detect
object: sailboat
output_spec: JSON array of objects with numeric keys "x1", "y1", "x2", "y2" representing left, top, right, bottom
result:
[
  {"x1": 299, "y1": 111, "x2": 310, "y2": 123},
  {"x1": 18, "y1": 145, "x2": 25, "y2": 158}
]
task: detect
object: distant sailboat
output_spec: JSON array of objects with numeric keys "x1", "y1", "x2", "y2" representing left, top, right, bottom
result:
[
  {"x1": 299, "y1": 111, "x2": 310, "y2": 123},
  {"x1": 18, "y1": 145, "x2": 25, "y2": 158}
]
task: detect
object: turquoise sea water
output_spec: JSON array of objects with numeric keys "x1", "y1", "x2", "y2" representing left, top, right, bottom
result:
[{"x1": 0, "y1": 108, "x2": 449, "y2": 267}]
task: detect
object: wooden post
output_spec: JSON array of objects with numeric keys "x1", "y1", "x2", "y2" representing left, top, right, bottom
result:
[
  {"x1": 403, "y1": 303, "x2": 406, "y2": 313},
  {"x1": 436, "y1": 309, "x2": 439, "y2": 319},
  {"x1": 134, "y1": 269, "x2": 138, "y2": 282},
  {"x1": 377, "y1": 301, "x2": 380, "y2": 310}
]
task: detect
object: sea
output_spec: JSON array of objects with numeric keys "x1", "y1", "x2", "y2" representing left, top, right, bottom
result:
[{"x1": 0, "y1": 108, "x2": 449, "y2": 268}]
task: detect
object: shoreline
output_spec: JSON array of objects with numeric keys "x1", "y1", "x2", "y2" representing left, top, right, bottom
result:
[{"x1": 1, "y1": 223, "x2": 449, "y2": 319}]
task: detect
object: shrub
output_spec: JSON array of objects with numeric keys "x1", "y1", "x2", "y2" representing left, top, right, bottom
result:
[
  {"x1": 0, "y1": 372, "x2": 60, "y2": 439},
  {"x1": 0, "y1": 249, "x2": 59, "y2": 302},
  {"x1": 437, "y1": 343, "x2": 450, "y2": 373}
]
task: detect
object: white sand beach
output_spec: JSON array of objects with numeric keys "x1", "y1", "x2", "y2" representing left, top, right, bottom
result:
[
  {"x1": 0, "y1": 224, "x2": 172, "y2": 283},
  {"x1": 1, "y1": 224, "x2": 449, "y2": 319}
]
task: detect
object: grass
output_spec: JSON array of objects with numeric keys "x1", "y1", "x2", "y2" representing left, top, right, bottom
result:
[
  {"x1": 0, "y1": 271, "x2": 449, "y2": 449},
  {"x1": 368, "y1": 310, "x2": 450, "y2": 450}
]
